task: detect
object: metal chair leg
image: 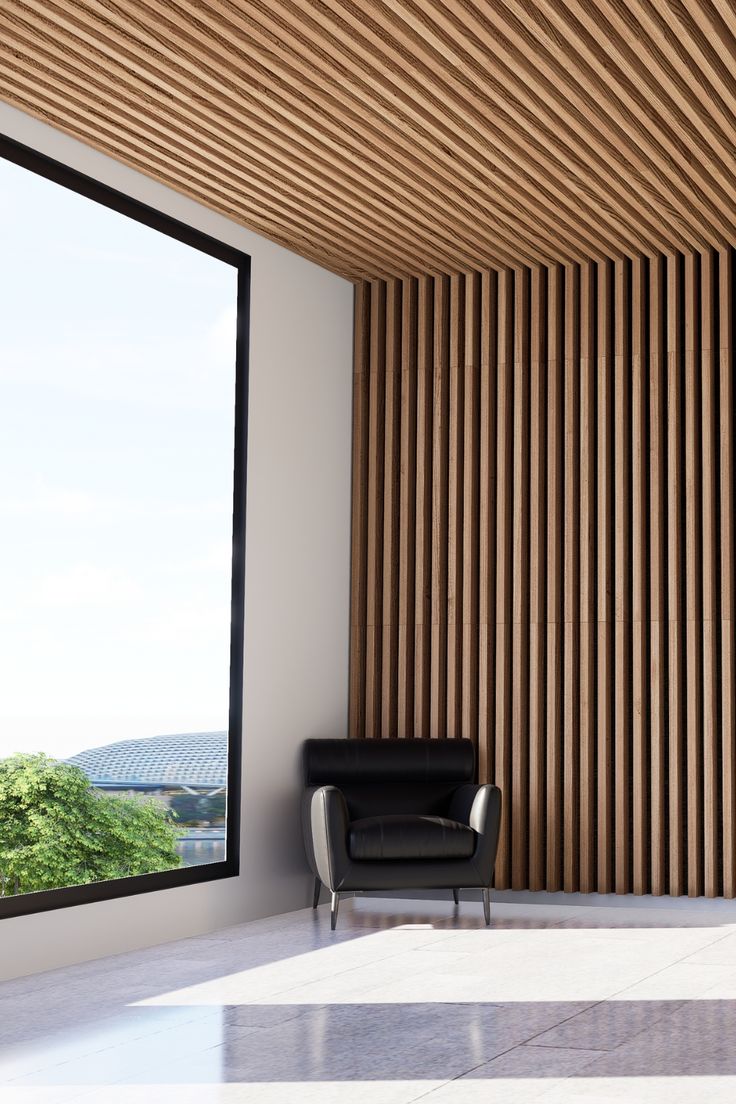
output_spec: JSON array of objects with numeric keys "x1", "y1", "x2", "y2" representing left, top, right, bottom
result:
[
  {"x1": 330, "y1": 891, "x2": 340, "y2": 931},
  {"x1": 482, "y1": 887, "x2": 491, "y2": 926},
  {"x1": 452, "y1": 888, "x2": 459, "y2": 905},
  {"x1": 312, "y1": 876, "x2": 321, "y2": 909}
]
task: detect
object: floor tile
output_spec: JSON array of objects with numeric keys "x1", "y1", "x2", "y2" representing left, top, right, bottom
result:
[{"x1": 4, "y1": 896, "x2": 736, "y2": 1103}]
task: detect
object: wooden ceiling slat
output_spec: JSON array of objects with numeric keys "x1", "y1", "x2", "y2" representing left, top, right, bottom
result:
[
  {"x1": 0, "y1": 47, "x2": 422, "y2": 279},
  {"x1": 49, "y1": 0, "x2": 539, "y2": 268},
  {"x1": 430, "y1": 0, "x2": 707, "y2": 248},
  {"x1": 123, "y1": 0, "x2": 559, "y2": 264},
  {"x1": 1, "y1": 0, "x2": 735, "y2": 277},
  {"x1": 394, "y1": 0, "x2": 678, "y2": 253},
  {"x1": 0, "y1": 20, "x2": 458, "y2": 277},
  {"x1": 569, "y1": 0, "x2": 736, "y2": 229},
  {"x1": 528, "y1": 0, "x2": 736, "y2": 244},
  {"x1": 12, "y1": 0, "x2": 523, "y2": 270},
  {"x1": 0, "y1": 50, "x2": 394, "y2": 279},
  {"x1": 268, "y1": 0, "x2": 627, "y2": 260},
  {"x1": 0, "y1": 75, "x2": 367, "y2": 278}
]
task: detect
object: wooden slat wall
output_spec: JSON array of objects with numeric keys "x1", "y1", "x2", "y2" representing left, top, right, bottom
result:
[{"x1": 350, "y1": 251, "x2": 736, "y2": 898}]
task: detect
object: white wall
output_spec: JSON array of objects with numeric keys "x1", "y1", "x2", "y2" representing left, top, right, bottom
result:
[{"x1": 0, "y1": 104, "x2": 354, "y2": 980}]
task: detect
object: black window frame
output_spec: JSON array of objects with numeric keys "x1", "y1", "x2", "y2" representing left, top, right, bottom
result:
[{"x1": 0, "y1": 134, "x2": 249, "y2": 919}]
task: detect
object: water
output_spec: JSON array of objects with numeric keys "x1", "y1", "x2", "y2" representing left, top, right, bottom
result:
[{"x1": 176, "y1": 828, "x2": 226, "y2": 867}]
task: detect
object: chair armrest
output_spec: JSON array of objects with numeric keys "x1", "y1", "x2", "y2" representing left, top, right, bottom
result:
[
  {"x1": 301, "y1": 785, "x2": 351, "y2": 891},
  {"x1": 447, "y1": 783, "x2": 502, "y2": 885}
]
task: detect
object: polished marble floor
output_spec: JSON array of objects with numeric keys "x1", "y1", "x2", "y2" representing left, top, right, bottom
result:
[{"x1": 4, "y1": 894, "x2": 736, "y2": 1103}]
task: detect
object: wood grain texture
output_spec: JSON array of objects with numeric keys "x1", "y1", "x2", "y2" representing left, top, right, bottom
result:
[
  {"x1": 351, "y1": 250, "x2": 736, "y2": 898},
  {"x1": 381, "y1": 279, "x2": 401, "y2": 740},
  {"x1": 649, "y1": 254, "x2": 667, "y2": 896},
  {"x1": 563, "y1": 263, "x2": 580, "y2": 894},
  {"x1": 597, "y1": 259, "x2": 615, "y2": 895},
  {"x1": 546, "y1": 265, "x2": 564, "y2": 893},
  {"x1": 494, "y1": 268, "x2": 514, "y2": 886},
  {"x1": 5, "y1": 2, "x2": 736, "y2": 277},
  {"x1": 397, "y1": 277, "x2": 417, "y2": 739}
]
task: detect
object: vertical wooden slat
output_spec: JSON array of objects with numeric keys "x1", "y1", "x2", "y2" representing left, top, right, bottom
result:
[
  {"x1": 478, "y1": 269, "x2": 498, "y2": 784},
  {"x1": 350, "y1": 281, "x2": 370, "y2": 738},
  {"x1": 701, "y1": 248, "x2": 719, "y2": 897},
  {"x1": 684, "y1": 251, "x2": 703, "y2": 897},
  {"x1": 512, "y1": 266, "x2": 531, "y2": 889},
  {"x1": 462, "y1": 272, "x2": 481, "y2": 746},
  {"x1": 579, "y1": 260, "x2": 596, "y2": 894},
  {"x1": 597, "y1": 258, "x2": 615, "y2": 894},
  {"x1": 365, "y1": 280, "x2": 386, "y2": 740},
  {"x1": 397, "y1": 278, "x2": 417, "y2": 739},
  {"x1": 563, "y1": 262, "x2": 581, "y2": 893},
  {"x1": 631, "y1": 255, "x2": 648, "y2": 895},
  {"x1": 413, "y1": 276, "x2": 433, "y2": 738},
  {"x1": 546, "y1": 263, "x2": 564, "y2": 891},
  {"x1": 447, "y1": 274, "x2": 465, "y2": 739},
  {"x1": 649, "y1": 254, "x2": 668, "y2": 895},
  {"x1": 430, "y1": 275, "x2": 450, "y2": 740},
  {"x1": 381, "y1": 279, "x2": 402, "y2": 739},
  {"x1": 614, "y1": 258, "x2": 631, "y2": 895},
  {"x1": 528, "y1": 264, "x2": 547, "y2": 890},
  {"x1": 495, "y1": 267, "x2": 515, "y2": 887},
  {"x1": 667, "y1": 253, "x2": 685, "y2": 897},
  {"x1": 721, "y1": 247, "x2": 736, "y2": 899}
]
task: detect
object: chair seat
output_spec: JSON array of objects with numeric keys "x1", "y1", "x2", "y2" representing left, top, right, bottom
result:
[{"x1": 348, "y1": 814, "x2": 475, "y2": 861}]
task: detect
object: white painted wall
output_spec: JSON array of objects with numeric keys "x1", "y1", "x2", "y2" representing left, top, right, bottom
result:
[{"x1": 0, "y1": 103, "x2": 354, "y2": 980}]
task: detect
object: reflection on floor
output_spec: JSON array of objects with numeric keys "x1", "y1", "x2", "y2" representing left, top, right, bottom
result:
[{"x1": 4, "y1": 895, "x2": 736, "y2": 1102}]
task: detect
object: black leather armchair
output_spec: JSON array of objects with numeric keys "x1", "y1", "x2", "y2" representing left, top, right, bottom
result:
[{"x1": 301, "y1": 737, "x2": 502, "y2": 929}]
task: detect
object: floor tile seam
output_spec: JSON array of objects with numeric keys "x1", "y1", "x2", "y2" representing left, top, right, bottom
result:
[
  {"x1": 602, "y1": 929, "x2": 736, "y2": 1002},
  {"x1": 532, "y1": 952, "x2": 722, "y2": 1059},
  {"x1": 158, "y1": 945, "x2": 422, "y2": 1001},
  {"x1": 403, "y1": 1075, "x2": 459, "y2": 1103},
  {"x1": 677, "y1": 935, "x2": 736, "y2": 967},
  {"x1": 513, "y1": 999, "x2": 608, "y2": 1049},
  {"x1": 399, "y1": 915, "x2": 581, "y2": 957},
  {"x1": 522, "y1": 1043, "x2": 608, "y2": 1055},
  {"x1": 234, "y1": 937, "x2": 475, "y2": 1002},
  {"x1": 399, "y1": 1035, "x2": 592, "y2": 1097},
  {"x1": 515, "y1": 949, "x2": 712, "y2": 1055},
  {"x1": 0, "y1": 1005, "x2": 231, "y2": 1087},
  {"x1": 0, "y1": 1003, "x2": 220, "y2": 1082}
]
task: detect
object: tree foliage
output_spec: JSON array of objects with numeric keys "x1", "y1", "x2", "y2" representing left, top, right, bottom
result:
[{"x1": 0, "y1": 753, "x2": 181, "y2": 896}]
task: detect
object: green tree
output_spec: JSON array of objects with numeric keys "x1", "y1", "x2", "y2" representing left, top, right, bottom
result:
[{"x1": 0, "y1": 753, "x2": 181, "y2": 896}]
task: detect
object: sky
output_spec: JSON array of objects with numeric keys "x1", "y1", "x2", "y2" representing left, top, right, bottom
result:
[{"x1": 0, "y1": 154, "x2": 239, "y2": 760}]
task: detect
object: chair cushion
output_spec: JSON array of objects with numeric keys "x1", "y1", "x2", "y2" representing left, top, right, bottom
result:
[{"x1": 348, "y1": 814, "x2": 475, "y2": 861}]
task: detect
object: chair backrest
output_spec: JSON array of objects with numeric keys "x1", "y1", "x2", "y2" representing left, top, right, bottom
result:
[{"x1": 303, "y1": 737, "x2": 475, "y2": 820}]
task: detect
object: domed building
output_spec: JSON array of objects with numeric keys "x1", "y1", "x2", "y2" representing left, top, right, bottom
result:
[{"x1": 66, "y1": 731, "x2": 227, "y2": 794}]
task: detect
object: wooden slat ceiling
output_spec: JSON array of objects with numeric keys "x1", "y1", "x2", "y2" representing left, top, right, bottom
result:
[{"x1": 1, "y1": 1, "x2": 736, "y2": 279}]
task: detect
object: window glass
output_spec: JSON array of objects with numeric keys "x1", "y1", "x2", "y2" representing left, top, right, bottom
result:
[{"x1": 0, "y1": 150, "x2": 241, "y2": 899}]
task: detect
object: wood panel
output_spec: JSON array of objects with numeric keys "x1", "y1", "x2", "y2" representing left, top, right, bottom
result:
[
  {"x1": 350, "y1": 250, "x2": 736, "y2": 898},
  {"x1": 6, "y1": 2, "x2": 736, "y2": 277}
]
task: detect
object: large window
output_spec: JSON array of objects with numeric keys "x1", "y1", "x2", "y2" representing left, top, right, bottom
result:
[{"x1": 0, "y1": 137, "x2": 248, "y2": 917}]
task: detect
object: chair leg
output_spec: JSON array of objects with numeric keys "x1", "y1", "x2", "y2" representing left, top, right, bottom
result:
[
  {"x1": 452, "y1": 888, "x2": 459, "y2": 905},
  {"x1": 482, "y1": 887, "x2": 491, "y2": 926},
  {"x1": 330, "y1": 891, "x2": 340, "y2": 931},
  {"x1": 312, "y1": 876, "x2": 321, "y2": 909}
]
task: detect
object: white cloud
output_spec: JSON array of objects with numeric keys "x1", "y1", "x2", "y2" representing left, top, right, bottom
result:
[
  {"x1": 32, "y1": 563, "x2": 142, "y2": 609},
  {"x1": 0, "y1": 481, "x2": 230, "y2": 523}
]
